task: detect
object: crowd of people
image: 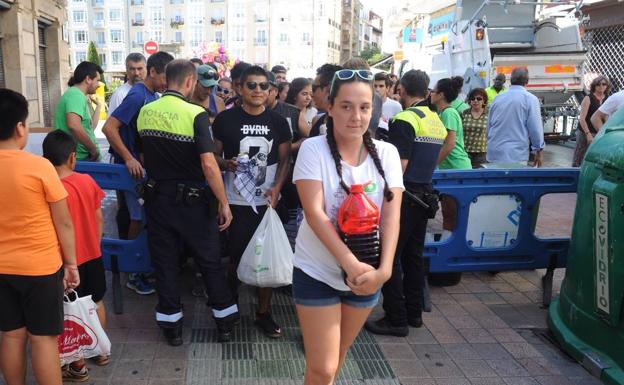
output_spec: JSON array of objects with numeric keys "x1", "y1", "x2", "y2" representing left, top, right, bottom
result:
[{"x1": 2, "y1": 49, "x2": 624, "y2": 385}]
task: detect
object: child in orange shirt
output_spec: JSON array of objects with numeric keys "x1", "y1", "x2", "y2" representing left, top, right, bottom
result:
[
  {"x1": 43, "y1": 130, "x2": 107, "y2": 381},
  {"x1": 0, "y1": 89, "x2": 80, "y2": 385}
]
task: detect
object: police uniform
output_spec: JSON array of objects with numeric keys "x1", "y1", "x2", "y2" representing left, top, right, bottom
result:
[
  {"x1": 136, "y1": 90, "x2": 238, "y2": 343},
  {"x1": 373, "y1": 101, "x2": 448, "y2": 330}
]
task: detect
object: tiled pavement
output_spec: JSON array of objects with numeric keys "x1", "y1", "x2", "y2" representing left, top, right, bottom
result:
[{"x1": 7, "y1": 139, "x2": 605, "y2": 385}]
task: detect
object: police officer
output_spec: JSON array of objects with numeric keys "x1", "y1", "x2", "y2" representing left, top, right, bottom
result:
[
  {"x1": 365, "y1": 70, "x2": 448, "y2": 337},
  {"x1": 136, "y1": 59, "x2": 239, "y2": 345}
]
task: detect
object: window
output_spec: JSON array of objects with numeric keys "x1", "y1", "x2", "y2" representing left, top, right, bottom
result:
[
  {"x1": 254, "y1": 4, "x2": 268, "y2": 22},
  {"x1": 302, "y1": 32, "x2": 310, "y2": 42},
  {"x1": 73, "y1": 10, "x2": 86, "y2": 24},
  {"x1": 99, "y1": 53, "x2": 107, "y2": 69},
  {"x1": 170, "y1": 0, "x2": 184, "y2": 3},
  {"x1": 190, "y1": 27, "x2": 203, "y2": 47},
  {"x1": 174, "y1": 31, "x2": 183, "y2": 43},
  {"x1": 74, "y1": 30, "x2": 88, "y2": 44},
  {"x1": 109, "y1": 9, "x2": 122, "y2": 22},
  {"x1": 215, "y1": 31, "x2": 223, "y2": 43},
  {"x1": 96, "y1": 31, "x2": 105, "y2": 45},
  {"x1": 94, "y1": 12, "x2": 104, "y2": 26},
  {"x1": 112, "y1": 51, "x2": 124, "y2": 65},
  {"x1": 233, "y1": 2, "x2": 245, "y2": 18},
  {"x1": 211, "y1": 8, "x2": 225, "y2": 25},
  {"x1": 151, "y1": 30, "x2": 163, "y2": 43},
  {"x1": 75, "y1": 51, "x2": 87, "y2": 63},
  {"x1": 136, "y1": 31, "x2": 144, "y2": 44},
  {"x1": 131, "y1": 0, "x2": 143, "y2": 5},
  {"x1": 279, "y1": 33, "x2": 287, "y2": 42},
  {"x1": 190, "y1": 6, "x2": 204, "y2": 24},
  {"x1": 110, "y1": 30, "x2": 123, "y2": 43},
  {"x1": 255, "y1": 30, "x2": 267, "y2": 45},
  {"x1": 150, "y1": 7, "x2": 164, "y2": 25},
  {"x1": 233, "y1": 25, "x2": 245, "y2": 42}
]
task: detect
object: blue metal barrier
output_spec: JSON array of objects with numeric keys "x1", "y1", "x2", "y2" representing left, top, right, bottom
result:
[
  {"x1": 427, "y1": 168, "x2": 580, "y2": 305},
  {"x1": 78, "y1": 162, "x2": 580, "y2": 312},
  {"x1": 76, "y1": 162, "x2": 149, "y2": 313}
]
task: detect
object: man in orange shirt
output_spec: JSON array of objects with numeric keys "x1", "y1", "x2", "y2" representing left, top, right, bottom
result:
[
  {"x1": 0, "y1": 88, "x2": 80, "y2": 385},
  {"x1": 43, "y1": 130, "x2": 108, "y2": 381}
]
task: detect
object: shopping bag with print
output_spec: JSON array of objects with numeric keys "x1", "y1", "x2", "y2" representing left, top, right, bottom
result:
[
  {"x1": 57, "y1": 291, "x2": 111, "y2": 365},
  {"x1": 237, "y1": 206, "x2": 294, "y2": 288}
]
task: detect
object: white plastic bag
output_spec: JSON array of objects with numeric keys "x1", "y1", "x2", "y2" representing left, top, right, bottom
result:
[
  {"x1": 237, "y1": 206, "x2": 294, "y2": 288},
  {"x1": 57, "y1": 291, "x2": 111, "y2": 365}
]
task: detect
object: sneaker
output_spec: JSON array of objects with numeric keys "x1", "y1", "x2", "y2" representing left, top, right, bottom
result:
[
  {"x1": 364, "y1": 317, "x2": 409, "y2": 337},
  {"x1": 62, "y1": 363, "x2": 89, "y2": 382},
  {"x1": 126, "y1": 275, "x2": 155, "y2": 295},
  {"x1": 255, "y1": 312, "x2": 281, "y2": 338},
  {"x1": 191, "y1": 273, "x2": 207, "y2": 298},
  {"x1": 215, "y1": 312, "x2": 240, "y2": 342},
  {"x1": 162, "y1": 327, "x2": 183, "y2": 346}
]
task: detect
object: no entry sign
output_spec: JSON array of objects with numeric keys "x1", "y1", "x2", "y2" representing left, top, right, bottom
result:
[{"x1": 144, "y1": 41, "x2": 159, "y2": 55}]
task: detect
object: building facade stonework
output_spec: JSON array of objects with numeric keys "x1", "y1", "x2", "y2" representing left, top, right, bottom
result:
[{"x1": 0, "y1": 0, "x2": 70, "y2": 128}]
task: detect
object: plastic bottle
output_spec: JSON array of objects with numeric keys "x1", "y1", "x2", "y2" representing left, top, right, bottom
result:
[{"x1": 337, "y1": 183, "x2": 382, "y2": 271}]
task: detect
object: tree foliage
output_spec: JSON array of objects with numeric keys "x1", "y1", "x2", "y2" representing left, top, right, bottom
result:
[{"x1": 87, "y1": 41, "x2": 101, "y2": 67}]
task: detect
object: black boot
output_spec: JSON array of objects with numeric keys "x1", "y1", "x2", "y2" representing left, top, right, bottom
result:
[
  {"x1": 215, "y1": 312, "x2": 240, "y2": 342},
  {"x1": 162, "y1": 327, "x2": 183, "y2": 346},
  {"x1": 364, "y1": 317, "x2": 409, "y2": 337}
]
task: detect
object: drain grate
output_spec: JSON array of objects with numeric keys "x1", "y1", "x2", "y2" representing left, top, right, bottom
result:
[{"x1": 187, "y1": 287, "x2": 399, "y2": 384}]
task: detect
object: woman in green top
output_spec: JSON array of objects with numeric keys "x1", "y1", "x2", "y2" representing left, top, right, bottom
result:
[
  {"x1": 431, "y1": 77, "x2": 472, "y2": 238},
  {"x1": 461, "y1": 88, "x2": 489, "y2": 168}
]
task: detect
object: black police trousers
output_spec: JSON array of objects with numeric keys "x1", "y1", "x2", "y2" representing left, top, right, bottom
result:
[
  {"x1": 146, "y1": 192, "x2": 236, "y2": 329},
  {"x1": 381, "y1": 184, "x2": 430, "y2": 326}
]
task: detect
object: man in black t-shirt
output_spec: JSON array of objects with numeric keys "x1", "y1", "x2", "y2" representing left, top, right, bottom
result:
[
  {"x1": 212, "y1": 66, "x2": 292, "y2": 338},
  {"x1": 309, "y1": 63, "x2": 342, "y2": 137}
]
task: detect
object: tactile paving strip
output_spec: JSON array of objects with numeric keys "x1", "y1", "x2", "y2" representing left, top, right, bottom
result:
[{"x1": 186, "y1": 286, "x2": 399, "y2": 384}]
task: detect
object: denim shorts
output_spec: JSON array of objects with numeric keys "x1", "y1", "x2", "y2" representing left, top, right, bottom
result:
[{"x1": 292, "y1": 267, "x2": 380, "y2": 308}]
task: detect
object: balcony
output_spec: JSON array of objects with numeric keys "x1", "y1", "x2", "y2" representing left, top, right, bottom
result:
[
  {"x1": 255, "y1": 16, "x2": 268, "y2": 23},
  {"x1": 91, "y1": 0, "x2": 104, "y2": 7},
  {"x1": 170, "y1": 18, "x2": 184, "y2": 28},
  {"x1": 254, "y1": 39, "x2": 268, "y2": 46},
  {"x1": 93, "y1": 19, "x2": 104, "y2": 27},
  {"x1": 210, "y1": 17, "x2": 225, "y2": 25},
  {"x1": 132, "y1": 19, "x2": 145, "y2": 26}
]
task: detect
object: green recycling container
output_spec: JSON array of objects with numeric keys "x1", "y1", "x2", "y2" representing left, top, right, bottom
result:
[{"x1": 549, "y1": 107, "x2": 624, "y2": 385}]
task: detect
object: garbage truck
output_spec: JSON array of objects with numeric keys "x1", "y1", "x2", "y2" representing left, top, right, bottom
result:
[{"x1": 396, "y1": 0, "x2": 587, "y2": 141}]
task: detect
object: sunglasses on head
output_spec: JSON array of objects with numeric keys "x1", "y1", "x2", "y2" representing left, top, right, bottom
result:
[
  {"x1": 245, "y1": 81, "x2": 270, "y2": 91},
  {"x1": 217, "y1": 85, "x2": 231, "y2": 95},
  {"x1": 200, "y1": 69, "x2": 218, "y2": 81},
  {"x1": 470, "y1": 96, "x2": 484, "y2": 101},
  {"x1": 330, "y1": 69, "x2": 374, "y2": 92}
]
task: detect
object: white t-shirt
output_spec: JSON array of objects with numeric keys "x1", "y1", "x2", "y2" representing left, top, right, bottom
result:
[
  {"x1": 303, "y1": 107, "x2": 318, "y2": 126},
  {"x1": 599, "y1": 90, "x2": 624, "y2": 116},
  {"x1": 108, "y1": 82, "x2": 133, "y2": 115},
  {"x1": 379, "y1": 98, "x2": 403, "y2": 130},
  {"x1": 292, "y1": 135, "x2": 404, "y2": 291}
]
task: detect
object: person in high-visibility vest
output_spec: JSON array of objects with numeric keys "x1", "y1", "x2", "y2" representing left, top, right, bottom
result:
[
  {"x1": 485, "y1": 73, "x2": 507, "y2": 105},
  {"x1": 136, "y1": 59, "x2": 239, "y2": 346}
]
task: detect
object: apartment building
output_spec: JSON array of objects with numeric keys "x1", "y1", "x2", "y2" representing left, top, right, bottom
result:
[
  {"x1": 66, "y1": 0, "x2": 355, "y2": 77},
  {"x1": 0, "y1": 0, "x2": 70, "y2": 128}
]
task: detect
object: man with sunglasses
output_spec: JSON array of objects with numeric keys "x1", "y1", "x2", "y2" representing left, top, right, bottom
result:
[{"x1": 212, "y1": 66, "x2": 292, "y2": 338}]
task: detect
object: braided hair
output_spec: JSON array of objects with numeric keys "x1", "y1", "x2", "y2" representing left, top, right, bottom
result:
[{"x1": 325, "y1": 103, "x2": 394, "y2": 201}]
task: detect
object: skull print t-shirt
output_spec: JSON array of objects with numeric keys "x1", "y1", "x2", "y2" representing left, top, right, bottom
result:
[{"x1": 212, "y1": 106, "x2": 292, "y2": 207}]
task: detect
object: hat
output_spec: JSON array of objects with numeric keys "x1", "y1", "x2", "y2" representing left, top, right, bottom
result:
[{"x1": 197, "y1": 65, "x2": 219, "y2": 88}]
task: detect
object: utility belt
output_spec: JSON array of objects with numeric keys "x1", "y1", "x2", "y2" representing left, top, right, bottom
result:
[
  {"x1": 138, "y1": 179, "x2": 214, "y2": 208},
  {"x1": 403, "y1": 182, "x2": 440, "y2": 219}
]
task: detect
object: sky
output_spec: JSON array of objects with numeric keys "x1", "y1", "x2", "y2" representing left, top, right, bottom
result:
[{"x1": 361, "y1": 0, "x2": 398, "y2": 17}]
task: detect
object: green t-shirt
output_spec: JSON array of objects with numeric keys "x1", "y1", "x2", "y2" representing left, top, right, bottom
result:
[
  {"x1": 451, "y1": 98, "x2": 470, "y2": 114},
  {"x1": 53, "y1": 86, "x2": 100, "y2": 161},
  {"x1": 439, "y1": 107, "x2": 472, "y2": 170}
]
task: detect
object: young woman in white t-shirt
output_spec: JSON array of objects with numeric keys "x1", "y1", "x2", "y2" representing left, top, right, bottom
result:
[{"x1": 292, "y1": 69, "x2": 404, "y2": 385}]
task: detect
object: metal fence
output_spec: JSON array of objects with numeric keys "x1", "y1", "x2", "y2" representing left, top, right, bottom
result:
[{"x1": 584, "y1": 24, "x2": 624, "y2": 93}]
